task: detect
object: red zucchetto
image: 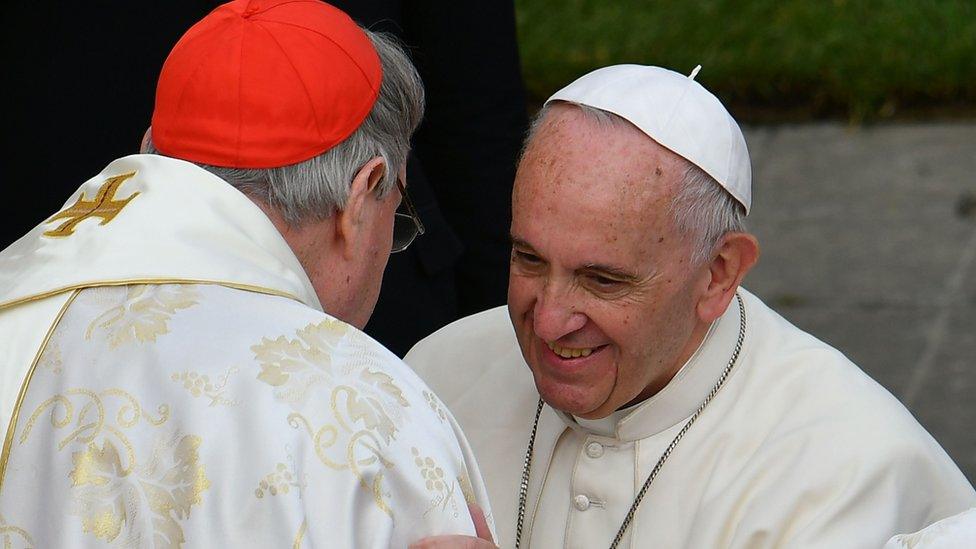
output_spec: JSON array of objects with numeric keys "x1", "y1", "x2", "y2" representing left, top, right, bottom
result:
[{"x1": 151, "y1": 0, "x2": 382, "y2": 168}]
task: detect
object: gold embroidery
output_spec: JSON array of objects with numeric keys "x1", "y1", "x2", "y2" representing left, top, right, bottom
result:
[
  {"x1": 287, "y1": 412, "x2": 395, "y2": 516},
  {"x1": 19, "y1": 388, "x2": 170, "y2": 475},
  {"x1": 0, "y1": 514, "x2": 34, "y2": 548},
  {"x1": 253, "y1": 318, "x2": 409, "y2": 424},
  {"x1": 172, "y1": 367, "x2": 240, "y2": 407},
  {"x1": 69, "y1": 432, "x2": 210, "y2": 547},
  {"x1": 38, "y1": 341, "x2": 64, "y2": 375},
  {"x1": 293, "y1": 518, "x2": 307, "y2": 549},
  {"x1": 252, "y1": 318, "x2": 350, "y2": 397},
  {"x1": 44, "y1": 172, "x2": 139, "y2": 237},
  {"x1": 86, "y1": 285, "x2": 199, "y2": 348},
  {"x1": 458, "y1": 472, "x2": 476, "y2": 506},
  {"x1": 0, "y1": 279, "x2": 303, "y2": 314},
  {"x1": 17, "y1": 385, "x2": 205, "y2": 547},
  {"x1": 254, "y1": 462, "x2": 301, "y2": 498},
  {"x1": 254, "y1": 319, "x2": 413, "y2": 516},
  {"x1": 0, "y1": 289, "x2": 79, "y2": 493},
  {"x1": 411, "y1": 448, "x2": 459, "y2": 519},
  {"x1": 423, "y1": 390, "x2": 448, "y2": 423}
]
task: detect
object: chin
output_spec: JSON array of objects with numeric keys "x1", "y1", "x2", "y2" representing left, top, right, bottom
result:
[{"x1": 531, "y1": 369, "x2": 608, "y2": 417}]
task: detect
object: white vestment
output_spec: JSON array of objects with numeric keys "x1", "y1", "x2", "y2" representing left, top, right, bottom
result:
[
  {"x1": 405, "y1": 291, "x2": 976, "y2": 548},
  {"x1": 0, "y1": 154, "x2": 492, "y2": 548},
  {"x1": 884, "y1": 507, "x2": 976, "y2": 548}
]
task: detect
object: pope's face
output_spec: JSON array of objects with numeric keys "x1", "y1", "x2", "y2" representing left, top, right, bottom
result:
[{"x1": 508, "y1": 105, "x2": 709, "y2": 419}]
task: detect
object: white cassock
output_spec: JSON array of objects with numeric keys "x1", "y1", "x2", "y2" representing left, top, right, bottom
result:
[
  {"x1": 0, "y1": 154, "x2": 493, "y2": 548},
  {"x1": 405, "y1": 291, "x2": 976, "y2": 548},
  {"x1": 884, "y1": 507, "x2": 976, "y2": 548}
]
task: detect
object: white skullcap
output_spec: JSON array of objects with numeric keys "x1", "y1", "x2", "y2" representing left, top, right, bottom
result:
[{"x1": 546, "y1": 64, "x2": 752, "y2": 214}]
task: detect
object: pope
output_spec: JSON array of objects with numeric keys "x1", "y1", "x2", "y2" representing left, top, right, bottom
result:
[
  {"x1": 0, "y1": 1, "x2": 494, "y2": 546},
  {"x1": 406, "y1": 64, "x2": 976, "y2": 547}
]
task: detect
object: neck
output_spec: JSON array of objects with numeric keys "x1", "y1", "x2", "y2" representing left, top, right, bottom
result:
[{"x1": 248, "y1": 197, "x2": 358, "y2": 325}]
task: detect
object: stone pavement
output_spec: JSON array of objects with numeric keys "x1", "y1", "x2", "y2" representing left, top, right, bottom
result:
[{"x1": 743, "y1": 123, "x2": 976, "y2": 482}]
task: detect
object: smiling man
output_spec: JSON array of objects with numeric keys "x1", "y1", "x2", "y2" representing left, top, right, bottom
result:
[{"x1": 405, "y1": 65, "x2": 976, "y2": 548}]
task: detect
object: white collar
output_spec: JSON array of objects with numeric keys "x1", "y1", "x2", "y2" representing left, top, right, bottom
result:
[
  {"x1": 556, "y1": 296, "x2": 747, "y2": 441},
  {"x1": 0, "y1": 154, "x2": 321, "y2": 312}
]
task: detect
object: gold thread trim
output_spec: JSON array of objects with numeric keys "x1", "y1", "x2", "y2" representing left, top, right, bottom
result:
[
  {"x1": 293, "y1": 518, "x2": 308, "y2": 549},
  {"x1": 0, "y1": 279, "x2": 304, "y2": 312},
  {"x1": 0, "y1": 289, "x2": 81, "y2": 494}
]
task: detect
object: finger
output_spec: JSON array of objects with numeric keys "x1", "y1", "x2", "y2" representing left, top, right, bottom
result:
[
  {"x1": 468, "y1": 502, "x2": 493, "y2": 543},
  {"x1": 408, "y1": 535, "x2": 494, "y2": 549}
]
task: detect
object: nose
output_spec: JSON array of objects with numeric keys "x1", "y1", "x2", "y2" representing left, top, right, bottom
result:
[{"x1": 532, "y1": 280, "x2": 587, "y2": 342}]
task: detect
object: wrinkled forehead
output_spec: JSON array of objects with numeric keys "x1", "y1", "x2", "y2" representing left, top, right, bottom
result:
[
  {"x1": 513, "y1": 106, "x2": 689, "y2": 243},
  {"x1": 516, "y1": 104, "x2": 686, "y2": 206}
]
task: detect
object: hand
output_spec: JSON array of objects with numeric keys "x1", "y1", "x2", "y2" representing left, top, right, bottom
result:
[{"x1": 408, "y1": 503, "x2": 498, "y2": 549}]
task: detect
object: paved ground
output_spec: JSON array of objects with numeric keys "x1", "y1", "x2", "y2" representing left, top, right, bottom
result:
[{"x1": 743, "y1": 123, "x2": 976, "y2": 482}]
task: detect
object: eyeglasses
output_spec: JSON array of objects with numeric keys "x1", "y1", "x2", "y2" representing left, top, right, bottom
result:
[{"x1": 391, "y1": 176, "x2": 425, "y2": 253}]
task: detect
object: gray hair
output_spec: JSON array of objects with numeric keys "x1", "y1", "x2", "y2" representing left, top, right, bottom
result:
[
  {"x1": 524, "y1": 103, "x2": 745, "y2": 264},
  {"x1": 144, "y1": 29, "x2": 424, "y2": 225}
]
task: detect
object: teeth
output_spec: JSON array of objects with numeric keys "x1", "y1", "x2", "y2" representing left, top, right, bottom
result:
[{"x1": 547, "y1": 342, "x2": 597, "y2": 359}]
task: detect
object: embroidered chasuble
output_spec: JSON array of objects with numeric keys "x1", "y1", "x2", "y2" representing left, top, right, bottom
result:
[
  {"x1": 406, "y1": 295, "x2": 976, "y2": 548},
  {"x1": 0, "y1": 154, "x2": 492, "y2": 547}
]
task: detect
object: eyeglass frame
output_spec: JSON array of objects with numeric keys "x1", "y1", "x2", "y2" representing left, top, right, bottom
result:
[{"x1": 391, "y1": 176, "x2": 425, "y2": 253}]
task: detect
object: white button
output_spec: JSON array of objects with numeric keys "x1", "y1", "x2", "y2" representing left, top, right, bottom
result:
[
  {"x1": 573, "y1": 494, "x2": 591, "y2": 511},
  {"x1": 585, "y1": 441, "x2": 605, "y2": 458}
]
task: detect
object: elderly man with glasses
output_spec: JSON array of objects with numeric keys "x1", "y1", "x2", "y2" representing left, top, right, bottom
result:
[{"x1": 0, "y1": 1, "x2": 493, "y2": 547}]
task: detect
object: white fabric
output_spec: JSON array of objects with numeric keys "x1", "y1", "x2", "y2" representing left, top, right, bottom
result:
[
  {"x1": 0, "y1": 155, "x2": 493, "y2": 547},
  {"x1": 547, "y1": 64, "x2": 752, "y2": 213},
  {"x1": 406, "y1": 290, "x2": 976, "y2": 548},
  {"x1": 884, "y1": 508, "x2": 976, "y2": 548}
]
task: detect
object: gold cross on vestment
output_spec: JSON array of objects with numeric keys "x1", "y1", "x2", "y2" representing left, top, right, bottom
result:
[{"x1": 44, "y1": 171, "x2": 140, "y2": 238}]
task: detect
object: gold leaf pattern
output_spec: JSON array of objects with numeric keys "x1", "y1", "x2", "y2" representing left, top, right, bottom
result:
[
  {"x1": 171, "y1": 367, "x2": 240, "y2": 407},
  {"x1": 251, "y1": 318, "x2": 349, "y2": 406},
  {"x1": 18, "y1": 388, "x2": 207, "y2": 547},
  {"x1": 69, "y1": 433, "x2": 210, "y2": 548},
  {"x1": 253, "y1": 318, "x2": 412, "y2": 517},
  {"x1": 86, "y1": 285, "x2": 199, "y2": 348}
]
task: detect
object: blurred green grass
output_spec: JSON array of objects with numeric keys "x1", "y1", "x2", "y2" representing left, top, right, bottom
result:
[{"x1": 515, "y1": 0, "x2": 976, "y2": 122}]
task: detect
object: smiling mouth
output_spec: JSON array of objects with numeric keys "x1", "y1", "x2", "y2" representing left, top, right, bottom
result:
[{"x1": 546, "y1": 341, "x2": 606, "y2": 359}]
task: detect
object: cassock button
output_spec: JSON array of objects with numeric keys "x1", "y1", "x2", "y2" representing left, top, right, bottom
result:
[
  {"x1": 585, "y1": 441, "x2": 605, "y2": 458},
  {"x1": 573, "y1": 494, "x2": 591, "y2": 511}
]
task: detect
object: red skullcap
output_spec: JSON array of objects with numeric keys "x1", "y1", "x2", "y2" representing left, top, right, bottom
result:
[{"x1": 151, "y1": 0, "x2": 382, "y2": 168}]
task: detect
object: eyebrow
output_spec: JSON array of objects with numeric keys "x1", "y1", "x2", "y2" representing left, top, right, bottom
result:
[
  {"x1": 511, "y1": 234, "x2": 640, "y2": 281},
  {"x1": 581, "y1": 263, "x2": 639, "y2": 282},
  {"x1": 510, "y1": 236, "x2": 537, "y2": 252}
]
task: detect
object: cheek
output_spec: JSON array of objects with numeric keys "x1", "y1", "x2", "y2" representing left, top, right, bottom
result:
[{"x1": 506, "y1": 273, "x2": 536, "y2": 314}]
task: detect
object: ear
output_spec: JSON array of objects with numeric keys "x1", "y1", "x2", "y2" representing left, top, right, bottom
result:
[
  {"x1": 140, "y1": 127, "x2": 152, "y2": 153},
  {"x1": 696, "y1": 232, "x2": 760, "y2": 323},
  {"x1": 334, "y1": 156, "x2": 387, "y2": 260}
]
